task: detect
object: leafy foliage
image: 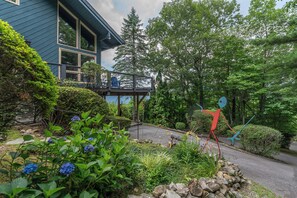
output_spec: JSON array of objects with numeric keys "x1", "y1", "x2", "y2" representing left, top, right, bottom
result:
[
  {"x1": 234, "y1": 124, "x2": 283, "y2": 157},
  {"x1": 129, "y1": 136, "x2": 217, "y2": 192},
  {"x1": 0, "y1": 113, "x2": 138, "y2": 197},
  {"x1": 0, "y1": 20, "x2": 58, "y2": 136},
  {"x1": 175, "y1": 122, "x2": 186, "y2": 130},
  {"x1": 189, "y1": 110, "x2": 228, "y2": 135},
  {"x1": 106, "y1": 116, "x2": 132, "y2": 130},
  {"x1": 52, "y1": 87, "x2": 109, "y2": 127}
]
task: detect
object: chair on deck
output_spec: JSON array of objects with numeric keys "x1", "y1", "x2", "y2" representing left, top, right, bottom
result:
[{"x1": 111, "y1": 76, "x2": 120, "y2": 88}]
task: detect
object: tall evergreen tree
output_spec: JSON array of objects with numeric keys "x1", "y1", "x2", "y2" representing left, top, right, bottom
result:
[{"x1": 113, "y1": 7, "x2": 147, "y2": 75}]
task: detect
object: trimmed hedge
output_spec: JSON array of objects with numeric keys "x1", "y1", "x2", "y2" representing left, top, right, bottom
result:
[
  {"x1": 53, "y1": 87, "x2": 109, "y2": 125},
  {"x1": 189, "y1": 110, "x2": 228, "y2": 134},
  {"x1": 234, "y1": 124, "x2": 283, "y2": 157},
  {"x1": 106, "y1": 116, "x2": 132, "y2": 130},
  {"x1": 175, "y1": 122, "x2": 186, "y2": 130},
  {"x1": 0, "y1": 20, "x2": 58, "y2": 137}
]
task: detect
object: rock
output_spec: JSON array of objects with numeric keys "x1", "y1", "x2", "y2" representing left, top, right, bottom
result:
[
  {"x1": 206, "y1": 193, "x2": 215, "y2": 198},
  {"x1": 214, "y1": 192, "x2": 225, "y2": 198},
  {"x1": 223, "y1": 174, "x2": 232, "y2": 181},
  {"x1": 234, "y1": 176, "x2": 241, "y2": 183},
  {"x1": 229, "y1": 190, "x2": 243, "y2": 198},
  {"x1": 220, "y1": 185, "x2": 228, "y2": 195},
  {"x1": 208, "y1": 182, "x2": 220, "y2": 192},
  {"x1": 248, "y1": 191, "x2": 259, "y2": 198},
  {"x1": 232, "y1": 183, "x2": 240, "y2": 190},
  {"x1": 153, "y1": 185, "x2": 167, "y2": 198},
  {"x1": 128, "y1": 194, "x2": 153, "y2": 198},
  {"x1": 199, "y1": 180, "x2": 212, "y2": 192},
  {"x1": 169, "y1": 182, "x2": 177, "y2": 191},
  {"x1": 186, "y1": 194, "x2": 197, "y2": 198},
  {"x1": 165, "y1": 189, "x2": 181, "y2": 198},
  {"x1": 217, "y1": 171, "x2": 224, "y2": 178},
  {"x1": 216, "y1": 178, "x2": 228, "y2": 186},
  {"x1": 160, "y1": 193, "x2": 166, "y2": 198},
  {"x1": 188, "y1": 180, "x2": 203, "y2": 197},
  {"x1": 176, "y1": 183, "x2": 187, "y2": 190},
  {"x1": 176, "y1": 187, "x2": 189, "y2": 197}
]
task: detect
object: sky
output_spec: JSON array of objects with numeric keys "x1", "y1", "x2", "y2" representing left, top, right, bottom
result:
[{"x1": 88, "y1": 0, "x2": 289, "y2": 69}]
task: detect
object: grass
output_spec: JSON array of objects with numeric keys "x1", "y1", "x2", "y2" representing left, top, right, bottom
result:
[
  {"x1": 240, "y1": 181, "x2": 281, "y2": 198},
  {"x1": 128, "y1": 139, "x2": 218, "y2": 192}
]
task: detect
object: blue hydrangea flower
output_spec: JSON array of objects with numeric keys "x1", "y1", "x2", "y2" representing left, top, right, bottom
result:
[
  {"x1": 23, "y1": 163, "x2": 38, "y2": 174},
  {"x1": 71, "y1": 116, "x2": 80, "y2": 122},
  {"x1": 63, "y1": 137, "x2": 67, "y2": 141},
  {"x1": 88, "y1": 137, "x2": 94, "y2": 141},
  {"x1": 84, "y1": 144, "x2": 95, "y2": 153},
  {"x1": 59, "y1": 162, "x2": 75, "y2": 176},
  {"x1": 47, "y1": 138, "x2": 54, "y2": 144}
]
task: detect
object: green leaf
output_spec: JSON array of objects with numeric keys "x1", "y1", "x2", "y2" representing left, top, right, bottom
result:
[
  {"x1": 11, "y1": 177, "x2": 28, "y2": 189},
  {"x1": 44, "y1": 129, "x2": 52, "y2": 138},
  {"x1": 23, "y1": 135, "x2": 34, "y2": 141},
  {"x1": 9, "y1": 152, "x2": 21, "y2": 160},
  {"x1": 12, "y1": 188, "x2": 28, "y2": 196},
  {"x1": 19, "y1": 189, "x2": 43, "y2": 198},
  {"x1": 38, "y1": 181, "x2": 57, "y2": 192},
  {"x1": 81, "y1": 111, "x2": 91, "y2": 119},
  {"x1": 46, "y1": 187, "x2": 65, "y2": 197},
  {"x1": 79, "y1": 191, "x2": 96, "y2": 198},
  {"x1": 64, "y1": 194, "x2": 72, "y2": 198},
  {"x1": 0, "y1": 183, "x2": 12, "y2": 196}
]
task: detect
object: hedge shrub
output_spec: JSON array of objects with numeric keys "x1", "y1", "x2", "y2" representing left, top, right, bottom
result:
[
  {"x1": 189, "y1": 110, "x2": 228, "y2": 134},
  {"x1": 234, "y1": 124, "x2": 283, "y2": 157},
  {"x1": 175, "y1": 122, "x2": 186, "y2": 130},
  {"x1": 0, "y1": 20, "x2": 58, "y2": 137},
  {"x1": 53, "y1": 87, "x2": 109, "y2": 125},
  {"x1": 106, "y1": 116, "x2": 132, "y2": 130}
]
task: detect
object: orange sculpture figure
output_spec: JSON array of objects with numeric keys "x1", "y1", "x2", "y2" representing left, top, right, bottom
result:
[{"x1": 200, "y1": 97, "x2": 227, "y2": 159}]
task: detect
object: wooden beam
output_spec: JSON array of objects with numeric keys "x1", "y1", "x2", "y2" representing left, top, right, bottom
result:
[{"x1": 117, "y1": 95, "x2": 121, "y2": 116}]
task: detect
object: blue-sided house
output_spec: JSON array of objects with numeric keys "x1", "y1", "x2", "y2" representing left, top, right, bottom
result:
[
  {"x1": 0, "y1": 0, "x2": 153, "y2": 121},
  {"x1": 0, "y1": 0, "x2": 124, "y2": 81}
]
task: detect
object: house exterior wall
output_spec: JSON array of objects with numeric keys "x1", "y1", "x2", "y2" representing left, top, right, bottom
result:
[{"x1": 0, "y1": 0, "x2": 102, "y2": 77}]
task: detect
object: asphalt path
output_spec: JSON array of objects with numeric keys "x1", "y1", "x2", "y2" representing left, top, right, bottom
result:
[{"x1": 129, "y1": 125, "x2": 297, "y2": 198}]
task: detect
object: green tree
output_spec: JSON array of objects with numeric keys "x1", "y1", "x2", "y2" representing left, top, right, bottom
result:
[
  {"x1": 146, "y1": 0, "x2": 241, "y2": 107},
  {"x1": 113, "y1": 7, "x2": 147, "y2": 75}
]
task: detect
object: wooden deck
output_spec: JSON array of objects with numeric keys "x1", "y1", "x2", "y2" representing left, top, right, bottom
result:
[{"x1": 49, "y1": 63, "x2": 154, "y2": 96}]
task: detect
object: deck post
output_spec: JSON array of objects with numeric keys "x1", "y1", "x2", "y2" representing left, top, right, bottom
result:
[
  {"x1": 133, "y1": 75, "x2": 136, "y2": 91},
  {"x1": 137, "y1": 94, "x2": 139, "y2": 122},
  {"x1": 117, "y1": 95, "x2": 121, "y2": 116},
  {"x1": 107, "y1": 72, "x2": 111, "y2": 91}
]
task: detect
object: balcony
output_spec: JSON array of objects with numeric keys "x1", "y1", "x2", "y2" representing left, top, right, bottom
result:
[{"x1": 48, "y1": 63, "x2": 154, "y2": 96}]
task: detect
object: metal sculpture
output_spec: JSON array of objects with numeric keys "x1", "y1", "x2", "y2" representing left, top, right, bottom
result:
[
  {"x1": 199, "y1": 97, "x2": 227, "y2": 159},
  {"x1": 227, "y1": 115, "x2": 255, "y2": 146}
]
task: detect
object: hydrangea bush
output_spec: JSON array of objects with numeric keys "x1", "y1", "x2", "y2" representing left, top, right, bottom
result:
[{"x1": 0, "y1": 112, "x2": 138, "y2": 197}]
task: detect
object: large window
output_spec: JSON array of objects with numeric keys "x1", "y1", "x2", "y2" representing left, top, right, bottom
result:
[
  {"x1": 58, "y1": 3, "x2": 97, "y2": 52},
  {"x1": 81, "y1": 24, "x2": 96, "y2": 52},
  {"x1": 60, "y1": 49, "x2": 95, "y2": 81},
  {"x1": 58, "y1": 5, "x2": 77, "y2": 47},
  {"x1": 5, "y1": 0, "x2": 20, "y2": 5}
]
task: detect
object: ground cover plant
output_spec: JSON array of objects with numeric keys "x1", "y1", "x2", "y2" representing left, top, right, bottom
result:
[
  {"x1": 0, "y1": 112, "x2": 138, "y2": 197},
  {"x1": 129, "y1": 136, "x2": 218, "y2": 192}
]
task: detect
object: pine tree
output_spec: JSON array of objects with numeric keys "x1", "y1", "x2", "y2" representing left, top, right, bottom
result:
[{"x1": 113, "y1": 7, "x2": 147, "y2": 75}]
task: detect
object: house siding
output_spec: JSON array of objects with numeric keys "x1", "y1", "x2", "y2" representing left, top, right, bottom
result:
[{"x1": 0, "y1": 0, "x2": 59, "y2": 75}]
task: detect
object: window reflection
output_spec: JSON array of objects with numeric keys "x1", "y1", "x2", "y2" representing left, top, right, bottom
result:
[
  {"x1": 59, "y1": 6, "x2": 77, "y2": 47},
  {"x1": 81, "y1": 25, "x2": 95, "y2": 51}
]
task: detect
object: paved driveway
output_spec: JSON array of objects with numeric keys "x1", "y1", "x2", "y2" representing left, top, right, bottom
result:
[{"x1": 129, "y1": 125, "x2": 297, "y2": 198}]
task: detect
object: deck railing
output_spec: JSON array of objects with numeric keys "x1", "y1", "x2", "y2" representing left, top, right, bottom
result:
[{"x1": 48, "y1": 63, "x2": 154, "y2": 93}]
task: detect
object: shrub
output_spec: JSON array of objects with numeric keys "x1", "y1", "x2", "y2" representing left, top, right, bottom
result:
[
  {"x1": 106, "y1": 116, "x2": 132, "y2": 130},
  {"x1": 53, "y1": 87, "x2": 109, "y2": 126},
  {"x1": 0, "y1": 113, "x2": 138, "y2": 197},
  {"x1": 234, "y1": 124, "x2": 283, "y2": 157},
  {"x1": 0, "y1": 20, "x2": 58, "y2": 135},
  {"x1": 175, "y1": 122, "x2": 186, "y2": 130},
  {"x1": 189, "y1": 110, "x2": 228, "y2": 134}
]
